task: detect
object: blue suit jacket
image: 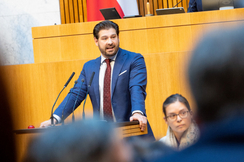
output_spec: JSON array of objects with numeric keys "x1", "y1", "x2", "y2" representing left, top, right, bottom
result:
[
  {"x1": 54, "y1": 48, "x2": 154, "y2": 139},
  {"x1": 188, "y1": 0, "x2": 202, "y2": 12}
]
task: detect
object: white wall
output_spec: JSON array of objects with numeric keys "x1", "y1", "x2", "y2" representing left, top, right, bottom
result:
[{"x1": 0, "y1": 0, "x2": 61, "y2": 65}]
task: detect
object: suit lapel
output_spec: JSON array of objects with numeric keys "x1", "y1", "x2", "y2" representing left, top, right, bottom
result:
[
  {"x1": 112, "y1": 48, "x2": 127, "y2": 97},
  {"x1": 92, "y1": 57, "x2": 101, "y2": 107}
]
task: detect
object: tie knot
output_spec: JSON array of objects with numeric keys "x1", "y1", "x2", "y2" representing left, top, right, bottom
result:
[{"x1": 105, "y1": 59, "x2": 111, "y2": 65}]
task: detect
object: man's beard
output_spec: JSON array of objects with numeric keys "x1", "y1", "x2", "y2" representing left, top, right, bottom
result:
[{"x1": 99, "y1": 44, "x2": 119, "y2": 58}]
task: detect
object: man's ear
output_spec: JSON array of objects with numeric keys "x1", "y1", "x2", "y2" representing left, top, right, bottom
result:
[{"x1": 94, "y1": 37, "x2": 98, "y2": 46}]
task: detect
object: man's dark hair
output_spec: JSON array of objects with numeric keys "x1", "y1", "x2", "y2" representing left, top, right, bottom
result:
[
  {"x1": 93, "y1": 20, "x2": 119, "y2": 39},
  {"x1": 188, "y1": 26, "x2": 244, "y2": 123},
  {"x1": 162, "y1": 94, "x2": 191, "y2": 117},
  {"x1": 129, "y1": 137, "x2": 174, "y2": 162}
]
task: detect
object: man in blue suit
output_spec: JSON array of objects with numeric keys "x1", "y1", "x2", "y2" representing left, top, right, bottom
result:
[{"x1": 40, "y1": 20, "x2": 154, "y2": 140}]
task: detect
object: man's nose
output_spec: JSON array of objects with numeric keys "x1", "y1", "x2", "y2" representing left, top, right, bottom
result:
[{"x1": 107, "y1": 38, "x2": 112, "y2": 44}]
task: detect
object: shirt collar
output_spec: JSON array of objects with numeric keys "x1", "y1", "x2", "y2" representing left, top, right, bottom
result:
[{"x1": 100, "y1": 51, "x2": 118, "y2": 64}]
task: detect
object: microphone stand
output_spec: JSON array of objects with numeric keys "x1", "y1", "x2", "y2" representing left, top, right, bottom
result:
[
  {"x1": 82, "y1": 72, "x2": 95, "y2": 120},
  {"x1": 61, "y1": 80, "x2": 78, "y2": 125},
  {"x1": 72, "y1": 79, "x2": 85, "y2": 123},
  {"x1": 50, "y1": 72, "x2": 75, "y2": 126},
  {"x1": 50, "y1": 87, "x2": 65, "y2": 126}
]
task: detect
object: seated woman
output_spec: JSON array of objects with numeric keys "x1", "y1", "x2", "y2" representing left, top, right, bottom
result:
[{"x1": 159, "y1": 94, "x2": 199, "y2": 150}]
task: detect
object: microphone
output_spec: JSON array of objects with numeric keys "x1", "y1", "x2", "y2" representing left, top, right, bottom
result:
[
  {"x1": 64, "y1": 72, "x2": 75, "y2": 87},
  {"x1": 72, "y1": 79, "x2": 85, "y2": 123},
  {"x1": 61, "y1": 80, "x2": 77, "y2": 125},
  {"x1": 50, "y1": 72, "x2": 75, "y2": 126},
  {"x1": 82, "y1": 72, "x2": 95, "y2": 119}
]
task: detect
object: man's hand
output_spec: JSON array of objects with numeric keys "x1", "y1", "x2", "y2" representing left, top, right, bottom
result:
[
  {"x1": 130, "y1": 113, "x2": 147, "y2": 131},
  {"x1": 40, "y1": 119, "x2": 53, "y2": 128}
]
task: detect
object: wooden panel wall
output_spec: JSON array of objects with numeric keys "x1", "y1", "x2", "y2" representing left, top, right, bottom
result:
[
  {"x1": 2, "y1": 60, "x2": 93, "y2": 161},
  {"x1": 33, "y1": 9, "x2": 244, "y2": 63},
  {"x1": 59, "y1": 0, "x2": 190, "y2": 24}
]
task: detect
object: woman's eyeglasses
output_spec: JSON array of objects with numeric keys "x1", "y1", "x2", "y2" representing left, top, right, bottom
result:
[{"x1": 166, "y1": 111, "x2": 189, "y2": 121}]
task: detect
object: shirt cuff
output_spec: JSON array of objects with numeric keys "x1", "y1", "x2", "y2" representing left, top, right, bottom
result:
[
  {"x1": 132, "y1": 110, "x2": 144, "y2": 116},
  {"x1": 53, "y1": 114, "x2": 61, "y2": 123}
]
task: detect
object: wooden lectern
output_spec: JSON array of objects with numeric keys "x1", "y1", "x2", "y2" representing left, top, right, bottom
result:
[
  {"x1": 14, "y1": 121, "x2": 147, "y2": 162},
  {"x1": 14, "y1": 121, "x2": 147, "y2": 138}
]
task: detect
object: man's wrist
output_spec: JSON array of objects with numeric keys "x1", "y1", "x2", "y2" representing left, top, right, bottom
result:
[
  {"x1": 50, "y1": 117, "x2": 58, "y2": 124},
  {"x1": 51, "y1": 114, "x2": 61, "y2": 124},
  {"x1": 132, "y1": 110, "x2": 144, "y2": 116}
]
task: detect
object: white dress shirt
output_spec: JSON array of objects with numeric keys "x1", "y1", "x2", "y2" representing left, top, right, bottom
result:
[{"x1": 99, "y1": 53, "x2": 117, "y2": 121}]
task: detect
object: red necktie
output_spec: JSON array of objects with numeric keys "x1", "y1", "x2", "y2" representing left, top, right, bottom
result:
[{"x1": 103, "y1": 59, "x2": 113, "y2": 121}]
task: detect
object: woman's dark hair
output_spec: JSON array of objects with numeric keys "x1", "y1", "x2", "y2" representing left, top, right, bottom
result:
[
  {"x1": 93, "y1": 20, "x2": 119, "y2": 39},
  {"x1": 162, "y1": 94, "x2": 191, "y2": 116}
]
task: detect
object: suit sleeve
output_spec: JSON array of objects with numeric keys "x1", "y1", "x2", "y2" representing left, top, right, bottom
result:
[
  {"x1": 53, "y1": 65, "x2": 88, "y2": 121},
  {"x1": 129, "y1": 54, "x2": 147, "y2": 115}
]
